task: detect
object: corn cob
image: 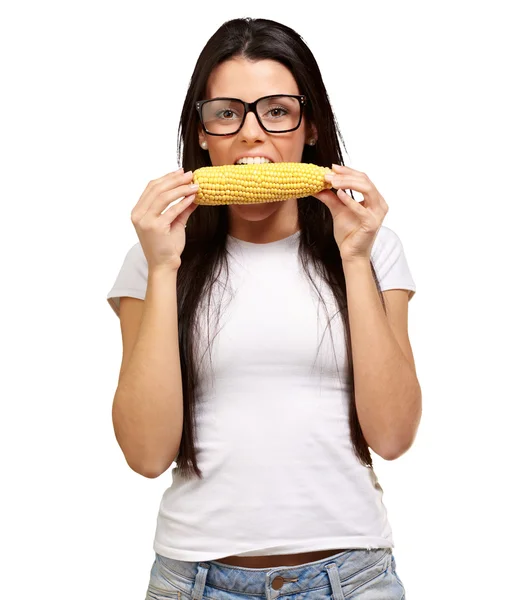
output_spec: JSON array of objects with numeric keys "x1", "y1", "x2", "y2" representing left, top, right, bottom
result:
[{"x1": 192, "y1": 162, "x2": 333, "y2": 205}]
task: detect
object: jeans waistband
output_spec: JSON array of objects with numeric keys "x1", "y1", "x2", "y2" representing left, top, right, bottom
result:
[{"x1": 156, "y1": 547, "x2": 392, "y2": 598}]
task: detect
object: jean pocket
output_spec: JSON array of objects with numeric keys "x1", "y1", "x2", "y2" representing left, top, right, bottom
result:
[
  {"x1": 390, "y1": 555, "x2": 406, "y2": 595},
  {"x1": 146, "y1": 586, "x2": 182, "y2": 600},
  {"x1": 145, "y1": 554, "x2": 193, "y2": 600},
  {"x1": 340, "y1": 550, "x2": 395, "y2": 598}
]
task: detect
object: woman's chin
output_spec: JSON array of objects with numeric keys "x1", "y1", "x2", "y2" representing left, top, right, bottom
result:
[{"x1": 229, "y1": 201, "x2": 284, "y2": 220}]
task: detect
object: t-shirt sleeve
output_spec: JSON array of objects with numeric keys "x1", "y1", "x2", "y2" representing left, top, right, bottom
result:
[
  {"x1": 371, "y1": 226, "x2": 416, "y2": 301},
  {"x1": 106, "y1": 242, "x2": 149, "y2": 317}
]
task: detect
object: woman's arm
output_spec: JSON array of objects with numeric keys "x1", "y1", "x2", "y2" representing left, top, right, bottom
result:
[
  {"x1": 343, "y1": 259, "x2": 422, "y2": 460},
  {"x1": 112, "y1": 268, "x2": 184, "y2": 478}
]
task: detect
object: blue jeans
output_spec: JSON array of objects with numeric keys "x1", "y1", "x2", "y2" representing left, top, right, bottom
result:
[{"x1": 145, "y1": 548, "x2": 406, "y2": 599}]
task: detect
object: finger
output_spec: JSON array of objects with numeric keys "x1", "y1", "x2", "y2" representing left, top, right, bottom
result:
[
  {"x1": 325, "y1": 173, "x2": 370, "y2": 194},
  {"x1": 159, "y1": 194, "x2": 198, "y2": 227},
  {"x1": 331, "y1": 163, "x2": 365, "y2": 176},
  {"x1": 330, "y1": 165, "x2": 388, "y2": 215},
  {"x1": 329, "y1": 165, "x2": 369, "y2": 195},
  {"x1": 327, "y1": 174, "x2": 384, "y2": 210},
  {"x1": 337, "y1": 189, "x2": 385, "y2": 229},
  {"x1": 335, "y1": 188, "x2": 369, "y2": 218},
  {"x1": 143, "y1": 169, "x2": 189, "y2": 203},
  {"x1": 132, "y1": 170, "x2": 193, "y2": 220},
  {"x1": 150, "y1": 181, "x2": 200, "y2": 217},
  {"x1": 133, "y1": 169, "x2": 187, "y2": 222},
  {"x1": 315, "y1": 189, "x2": 350, "y2": 218}
]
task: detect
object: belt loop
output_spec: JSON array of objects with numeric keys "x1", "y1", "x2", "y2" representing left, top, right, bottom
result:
[
  {"x1": 325, "y1": 562, "x2": 344, "y2": 600},
  {"x1": 191, "y1": 562, "x2": 210, "y2": 600}
]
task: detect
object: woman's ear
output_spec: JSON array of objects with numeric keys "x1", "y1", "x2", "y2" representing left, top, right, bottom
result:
[
  {"x1": 198, "y1": 128, "x2": 209, "y2": 151},
  {"x1": 308, "y1": 124, "x2": 318, "y2": 144}
]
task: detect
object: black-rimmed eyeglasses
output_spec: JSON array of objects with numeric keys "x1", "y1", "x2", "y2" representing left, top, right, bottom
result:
[{"x1": 195, "y1": 94, "x2": 307, "y2": 136}]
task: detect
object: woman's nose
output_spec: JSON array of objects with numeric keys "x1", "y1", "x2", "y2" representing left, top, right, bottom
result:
[{"x1": 238, "y1": 111, "x2": 266, "y2": 142}]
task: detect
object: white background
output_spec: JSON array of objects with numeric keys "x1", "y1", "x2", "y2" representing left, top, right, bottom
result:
[{"x1": 1, "y1": 1, "x2": 524, "y2": 598}]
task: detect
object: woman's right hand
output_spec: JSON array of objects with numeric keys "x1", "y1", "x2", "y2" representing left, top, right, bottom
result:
[{"x1": 131, "y1": 168, "x2": 199, "y2": 273}]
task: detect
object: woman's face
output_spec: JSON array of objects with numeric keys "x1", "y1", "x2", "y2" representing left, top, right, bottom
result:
[{"x1": 198, "y1": 57, "x2": 317, "y2": 229}]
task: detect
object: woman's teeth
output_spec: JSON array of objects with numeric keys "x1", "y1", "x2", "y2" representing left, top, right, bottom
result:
[{"x1": 235, "y1": 157, "x2": 271, "y2": 164}]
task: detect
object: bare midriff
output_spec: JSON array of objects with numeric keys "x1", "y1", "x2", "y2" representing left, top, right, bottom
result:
[{"x1": 213, "y1": 548, "x2": 348, "y2": 568}]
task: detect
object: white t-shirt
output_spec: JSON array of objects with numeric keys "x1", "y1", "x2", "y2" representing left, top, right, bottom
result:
[{"x1": 107, "y1": 226, "x2": 416, "y2": 561}]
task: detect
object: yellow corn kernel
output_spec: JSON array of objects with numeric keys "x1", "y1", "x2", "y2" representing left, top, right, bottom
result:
[{"x1": 192, "y1": 162, "x2": 333, "y2": 205}]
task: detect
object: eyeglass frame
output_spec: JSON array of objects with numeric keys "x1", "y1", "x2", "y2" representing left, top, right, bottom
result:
[{"x1": 195, "y1": 94, "x2": 307, "y2": 136}]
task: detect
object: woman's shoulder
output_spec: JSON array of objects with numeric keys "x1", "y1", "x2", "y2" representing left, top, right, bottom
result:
[
  {"x1": 370, "y1": 225, "x2": 416, "y2": 297},
  {"x1": 371, "y1": 225, "x2": 401, "y2": 259}
]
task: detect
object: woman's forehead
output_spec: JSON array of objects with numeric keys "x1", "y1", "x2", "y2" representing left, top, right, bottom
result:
[{"x1": 206, "y1": 57, "x2": 299, "y2": 100}]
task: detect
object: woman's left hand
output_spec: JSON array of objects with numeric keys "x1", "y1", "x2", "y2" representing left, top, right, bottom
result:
[{"x1": 313, "y1": 163, "x2": 389, "y2": 264}]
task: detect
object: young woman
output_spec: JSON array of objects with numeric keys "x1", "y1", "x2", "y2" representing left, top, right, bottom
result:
[{"x1": 107, "y1": 17, "x2": 419, "y2": 600}]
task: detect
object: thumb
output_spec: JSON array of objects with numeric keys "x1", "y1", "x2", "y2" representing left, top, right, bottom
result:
[{"x1": 314, "y1": 189, "x2": 345, "y2": 218}]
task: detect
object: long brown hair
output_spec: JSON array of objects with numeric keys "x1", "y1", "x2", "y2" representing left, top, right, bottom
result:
[{"x1": 175, "y1": 17, "x2": 386, "y2": 479}]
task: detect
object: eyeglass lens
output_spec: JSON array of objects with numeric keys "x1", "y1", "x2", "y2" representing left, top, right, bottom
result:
[{"x1": 201, "y1": 96, "x2": 301, "y2": 134}]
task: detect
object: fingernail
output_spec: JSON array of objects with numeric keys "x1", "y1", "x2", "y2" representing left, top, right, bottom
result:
[
  {"x1": 324, "y1": 173, "x2": 335, "y2": 180},
  {"x1": 189, "y1": 183, "x2": 199, "y2": 190}
]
